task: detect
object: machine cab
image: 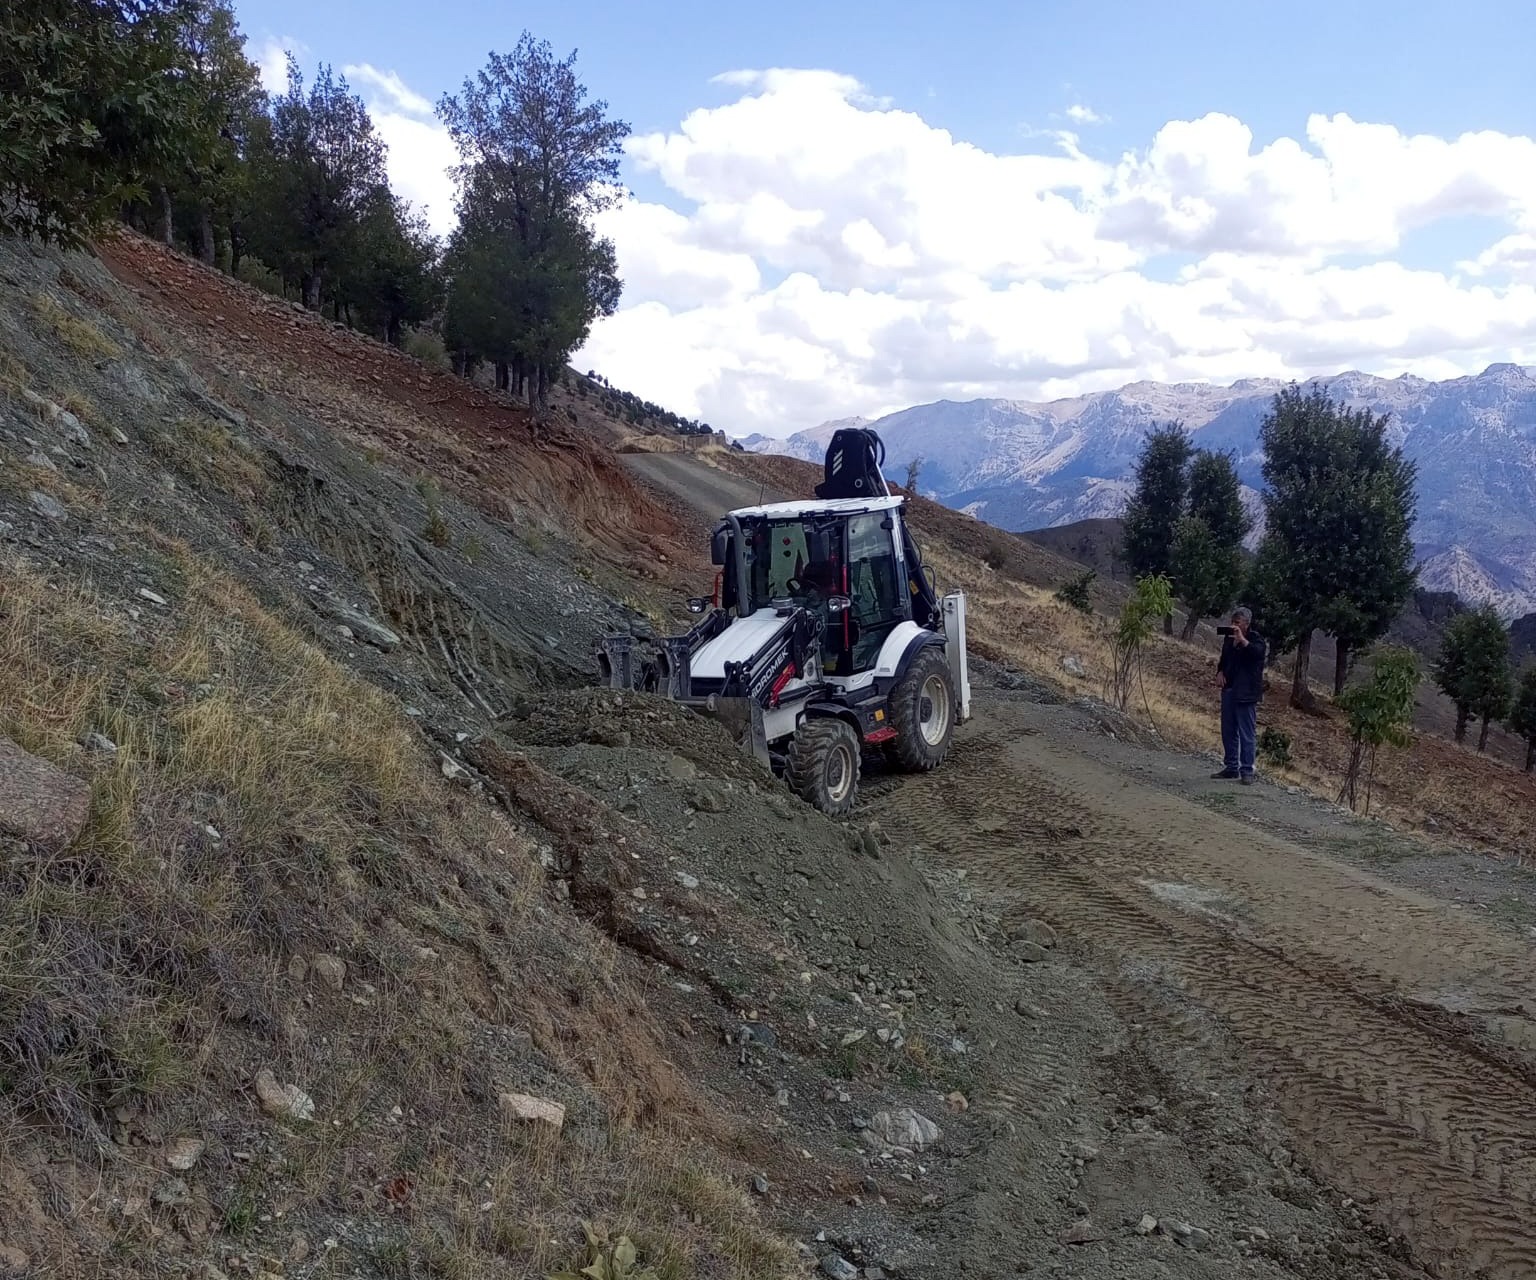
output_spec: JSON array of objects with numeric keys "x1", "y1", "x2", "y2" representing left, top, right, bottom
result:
[{"x1": 713, "y1": 497, "x2": 917, "y2": 677}]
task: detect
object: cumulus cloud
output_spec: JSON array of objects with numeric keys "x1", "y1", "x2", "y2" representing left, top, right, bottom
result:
[
  {"x1": 1064, "y1": 103, "x2": 1105, "y2": 125},
  {"x1": 254, "y1": 37, "x2": 303, "y2": 93},
  {"x1": 571, "y1": 71, "x2": 1536, "y2": 434},
  {"x1": 315, "y1": 62, "x2": 1536, "y2": 435}
]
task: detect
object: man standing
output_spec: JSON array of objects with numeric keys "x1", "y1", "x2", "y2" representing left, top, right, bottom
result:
[{"x1": 1213, "y1": 606, "x2": 1267, "y2": 784}]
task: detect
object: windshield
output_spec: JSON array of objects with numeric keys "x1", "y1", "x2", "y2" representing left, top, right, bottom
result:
[{"x1": 742, "y1": 518, "x2": 844, "y2": 613}]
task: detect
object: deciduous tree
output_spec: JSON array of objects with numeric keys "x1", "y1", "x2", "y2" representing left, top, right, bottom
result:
[
  {"x1": 1433, "y1": 605, "x2": 1514, "y2": 750},
  {"x1": 1508, "y1": 666, "x2": 1536, "y2": 772},
  {"x1": 1256, "y1": 385, "x2": 1418, "y2": 709}
]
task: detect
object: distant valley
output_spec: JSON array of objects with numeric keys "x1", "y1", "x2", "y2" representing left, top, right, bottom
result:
[{"x1": 743, "y1": 365, "x2": 1536, "y2": 618}]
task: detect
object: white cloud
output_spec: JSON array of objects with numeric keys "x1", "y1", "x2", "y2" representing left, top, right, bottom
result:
[
  {"x1": 342, "y1": 64, "x2": 436, "y2": 118},
  {"x1": 571, "y1": 72, "x2": 1536, "y2": 434},
  {"x1": 254, "y1": 37, "x2": 303, "y2": 94},
  {"x1": 1065, "y1": 103, "x2": 1105, "y2": 125},
  {"x1": 307, "y1": 62, "x2": 1536, "y2": 435}
]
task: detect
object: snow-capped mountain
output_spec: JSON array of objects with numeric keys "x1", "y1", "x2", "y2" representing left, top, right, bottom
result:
[{"x1": 749, "y1": 365, "x2": 1536, "y2": 617}]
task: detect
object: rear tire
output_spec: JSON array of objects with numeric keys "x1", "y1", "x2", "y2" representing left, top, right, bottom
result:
[
  {"x1": 887, "y1": 644, "x2": 956, "y2": 772},
  {"x1": 785, "y1": 717, "x2": 860, "y2": 816}
]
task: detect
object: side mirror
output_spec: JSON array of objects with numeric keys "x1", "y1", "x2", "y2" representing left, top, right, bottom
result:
[
  {"x1": 686, "y1": 597, "x2": 710, "y2": 614},
  {"x1": 826, "y1": 595, "x2": 852, "y2": 614},
  {"x1": 710, "y1": 527, "x2": 730, "y2": 566}
]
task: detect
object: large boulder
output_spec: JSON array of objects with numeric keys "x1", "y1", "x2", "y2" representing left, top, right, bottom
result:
[{"x1": 0, "y1": 736, "x2": 90, "y2": 853}]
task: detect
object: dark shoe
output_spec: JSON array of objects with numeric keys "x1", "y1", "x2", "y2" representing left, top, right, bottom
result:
[
  {"x1": 1240, "y1": 774, "x2": 1254, "y2": 786},
  {"x1": 1211, "y1": 769, "x2": 1240, "y2": 780}
]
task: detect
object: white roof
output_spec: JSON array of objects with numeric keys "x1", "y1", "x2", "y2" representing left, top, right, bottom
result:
[{"x1": 725, "y1": 495, "x2": 904, "y2": 521}]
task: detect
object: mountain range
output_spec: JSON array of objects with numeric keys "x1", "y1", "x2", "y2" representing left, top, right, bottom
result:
[{"x1": 742, "y1": 365, "x2": 1536, "y2": 618}]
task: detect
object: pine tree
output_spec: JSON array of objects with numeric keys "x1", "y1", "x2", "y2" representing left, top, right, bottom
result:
[
  {"x1": 1433, "y1": 605, "x2": 1514, "y2": 750},
  {"x1": 1508, "y1": 666, "x2": 1536, "y2": 772},
  {"x1": 437, "y1": 34, "x2": 628, "y2": 409},
  {"x1": 1121, "y1": 423, "x2": 1192, "y2": 634},
  {"x1": 1257, "y1": 385, "x2": 1419, "y2": 709},
  {"x1": 1173, "y1": 449, "x2": 1250, "y2": 637}
]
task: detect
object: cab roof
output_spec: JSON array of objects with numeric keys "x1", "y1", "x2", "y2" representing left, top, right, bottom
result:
[{"x1": 724, "y1": 495, "x2": 905, "y2": 521}]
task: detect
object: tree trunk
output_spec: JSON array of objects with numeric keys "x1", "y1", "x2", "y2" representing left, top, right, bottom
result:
[
  {"x1": 195, "y1": 203, "x2": 215, "y2": 265},
  {"x1": 229, "y1": 218, "x2": 244, "y2": 277},
  {"x1": 387, "y1": 315, "x2": 402, "y2": 348},
  {"x1": 537, "y1": 362, "x2": 549, "y2": 409},
  {"x1": 1333, "y1": 641, "x2": 1351, "y2": 696},
  {"x1": 1290, "y1": 631, "x2": 1317, "y2": 711},
  {"x1": 302, "y1": 271, "x2": 322, "y2": 311},
  {"x1": 156, "y1": 186, "x2": 174, "y2": 246},
  {"x1": 1478, "y1": 715, "x2": 1492, "y2": 753},
  {"x1": 1163, "y1": 613, "x2": 1174, "y2": 636},
  {"x1": 1180, "y1": 612, "x2": 1200, "y2": 641},
  {"x1": 495, "y1": 361, "x2": 509, "y2": 392},
  {"x1": 1454, "y1": 706, "x2": 1469, "y2": 745},
  {"x1": 1526, "y1": 739, "x2": 1534, "y2": 772}
]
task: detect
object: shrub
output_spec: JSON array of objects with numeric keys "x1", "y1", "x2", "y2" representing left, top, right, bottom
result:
[
  {"x1": 1106, "y1": 574, "x2": 1174, "y2": 716},
  {"x1": 1336, "y1": 646, "x2": 1419, "y2": 814},
  {"x1": 402, "y1": 327, "x2": 450, "y2": 370},
  {"x1": 1054, "y1": 569, "x2": 1096, "y2": 615},
  {"x1": 1258, "y1": 725, "x2": 1292, "y2": 767}
]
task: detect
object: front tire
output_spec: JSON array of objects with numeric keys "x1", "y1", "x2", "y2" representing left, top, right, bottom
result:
[
  {"x1": 785, "y1": 717, "x2": 861, "y2": 816},
  {"x1": 887, "y1": 644, "x2": 956, "y2": 772}
]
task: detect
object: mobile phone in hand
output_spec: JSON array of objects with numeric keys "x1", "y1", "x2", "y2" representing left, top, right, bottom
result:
[{"x1": 1216, "y1": 625, "x2": 1234, "y2": 636}]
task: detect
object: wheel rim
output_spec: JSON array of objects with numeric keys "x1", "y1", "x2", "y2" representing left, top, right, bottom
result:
[
  {"x1": 918, "y1": 673, "x2": 952, "y2": 747},
  {"x1": 826, "y1": 740, "x2": 854, "y2": 804}
]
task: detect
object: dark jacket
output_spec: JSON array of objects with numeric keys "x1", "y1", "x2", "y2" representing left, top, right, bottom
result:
[{"x1": 1218, "y1": 628, "x2": 1267, "y2": 704}]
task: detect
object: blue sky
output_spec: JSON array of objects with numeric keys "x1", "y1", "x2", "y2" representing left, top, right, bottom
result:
[{"x1": 232, "y1": 0, "x2": 1536, "y2": 434}]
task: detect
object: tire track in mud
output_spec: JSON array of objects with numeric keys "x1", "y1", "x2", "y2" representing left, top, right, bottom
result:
[{"x1": 871, "y1": 718, "x2": 1536, "y2": 1280}]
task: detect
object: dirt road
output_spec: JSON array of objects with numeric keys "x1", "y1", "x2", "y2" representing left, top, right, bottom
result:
[
  {"x1": 869, "y1": 687, "x2": 1536, "y2": 1279},
  {"x1": 621, "y1": 451, "x2": 789, "y2": 520}
]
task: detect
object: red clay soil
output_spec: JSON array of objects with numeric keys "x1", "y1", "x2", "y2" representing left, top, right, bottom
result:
[{"x1": 94, "y1": 230, "x2": 696, "y2": 578}]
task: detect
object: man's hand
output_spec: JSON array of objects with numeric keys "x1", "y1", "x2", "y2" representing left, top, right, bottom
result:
[
  {"x1": 1233, "y1": 631, "x2": 1248, "y2": 647},
  {"x1": 1215, "y1": 672, "x2": 1227, "y2": 690}
]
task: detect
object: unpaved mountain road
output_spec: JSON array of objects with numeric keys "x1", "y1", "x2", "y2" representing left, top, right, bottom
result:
[
  {"x1": 627, "y1": 450, "x2": 1536, "y2": 1277},
  {"x1": 866, "y1": 688, "x2": 1536, "y2": 1279},
  {"x1": 621, "y1": 450, "x2": 788, "y2": 520}
]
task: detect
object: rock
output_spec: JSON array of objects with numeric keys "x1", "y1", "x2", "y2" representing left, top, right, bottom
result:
[
  {"x1": 750, "y1": 1173, "x2": 769, "y2": 1196},
  {"x1": 255, "y1": 1069, "x2": 315, "y2": 1122},
  {"x1": 691, "y1": 784, "x2": 728, "y2": 814},
  {"x1": 739, "y1": 1023, "x2": 777, "y2": 1050},
  {"x1": 1010, "y1": 919, "x2": 1057, "y2": 948},
  {"x1": 165, "y1": 1137, "x2": 205, "y2": 1171},
  {"x1": 839, "y1": 1029, "x2": 867, "y2": 1047},
  {"x1": 439, "y1": 754, "x2": 471, "y2": 783},
  {"x1": 665, "y1": 755, "x2": 697, "y2": 781},
  {"x1": 26, "y1": 449, "x2": 58, "y2": 471},
  {"x1": 855, "y1": 932, "x2": 875, "y2": 951},
  {"x1": 336, "y1": 625, "x2": 355, "y2": 641},
  {"x1": 310, "y1": 953, "x2": 347, "y2": 991},
  {"x1": 56, "y1": 411, "x2": 89, "y2": 446},
  {"x1": 820, "y1": 1255, "x2": 858, "y2": 1280},
  {"x1": 0, "y1": 735, "x2": 90, "y2": 853},
  {"x1": 1060, "y1": 1219, "x2": 1106, "y2": 1245},
  {"x1": 1137, "y1": 1214, "x2": 1158, "y2": 1235},
  {"x1": 675, "y1": 870, "x2": 700, "y2": 891},
  {"x1": 1157, "y1": 1217, "x2": 1210, "y2": 1249},
  {"x1": 1012, "y1": 941, "x2": 1050, "y2": 964},
  {"x1": 1243, "y1": 1225, "x2": 1271, "y2": 1241},
  {"x1": 0, "y1": 1245, "x2": 30, "y2": 1272},
  {"x1": 81, "y1": 731, "x2": 118, "y2": 754},
  {"x1": 498, "y1": 1091, "x2": 565, "y2": 1132},
  {"x1": 868, "y1": 1107, "x2": 942, "y2": 1150},
  {"x1": 137, "y1": 587, "x2": 169, "y2": 606},
  {"x1": 1061, "y1": 655, "x2": 1087, "y2": 678},
  {"x1": 324, "y1": 602, "x2": 400, "y2": 652},
  {"x1": 109, "y1": 425, "x2": 130, "y2": 446},
  {"x1": 154, "y1": 1177, "x2": 191, "y2": 1207},
  {"x1": 28, "y1": 490, "x2": 66, "y2": 521},
  {"x1": 946, "y1": 1091, "x2": 969, "y2": 1113},
  {"x1": 286, "y1": 954, "x2": 309, "y2": 981}
]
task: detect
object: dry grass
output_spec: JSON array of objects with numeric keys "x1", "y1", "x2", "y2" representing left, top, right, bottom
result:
[
  {"x1": 144, "y1": 414, "x2": 270, "y2": 500},
  {"x1": 0, "y1": 350, "x2": 28, "y2": 393},
  {"x1": 31, "y1": 293, "x2": 122, "y2": 360},
  {"x1": 0, "y1": 556, "x2": 797, "y2": 1278}
]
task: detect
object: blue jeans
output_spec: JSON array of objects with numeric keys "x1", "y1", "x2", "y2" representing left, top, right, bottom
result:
[{"x1": 1221, "y1": 691, "x2": 1257, "y2": 776}]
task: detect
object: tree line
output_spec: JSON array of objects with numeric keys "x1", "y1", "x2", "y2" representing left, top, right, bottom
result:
[
  {"x1": 1, "y1": 1, "x2": 646, "y2": 414},
  {"x1": 1120, "y1": 385, "x2": 1536, "y2": 771}
]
